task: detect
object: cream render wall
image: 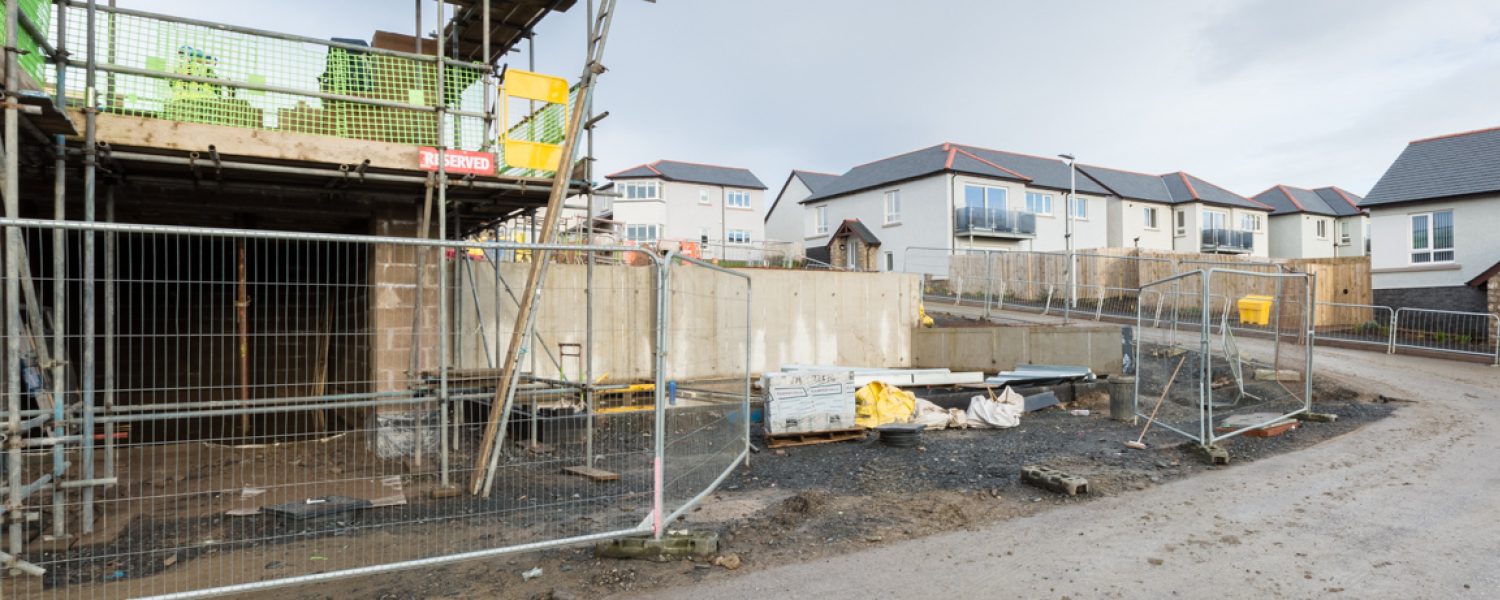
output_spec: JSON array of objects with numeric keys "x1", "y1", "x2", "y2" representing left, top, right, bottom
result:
[{"x1": 610, "y1": 178, "x2": 765, "y2": 249}]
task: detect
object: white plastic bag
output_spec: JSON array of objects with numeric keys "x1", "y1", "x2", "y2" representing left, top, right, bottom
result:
[
  {"x1": 912, "y1": 398, "x2": 953, "y2": 430},
  {"x1": 965, "y1": 387, "x2": 1024, "y2": 428}
]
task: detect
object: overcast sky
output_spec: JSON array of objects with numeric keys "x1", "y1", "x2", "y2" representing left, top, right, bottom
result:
[{"x1": 130, "y1": 0, "x2": 1500, "y2": 205}]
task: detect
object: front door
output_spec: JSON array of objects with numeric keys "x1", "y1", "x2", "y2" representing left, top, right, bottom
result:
[{"x1": 845, "y1": 240, "x2": 858, "y2": 270}]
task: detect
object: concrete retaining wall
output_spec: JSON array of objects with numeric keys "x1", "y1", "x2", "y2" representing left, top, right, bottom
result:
[{"x1": 910, "y1": 325, "x2": 1124, "y2": 375}]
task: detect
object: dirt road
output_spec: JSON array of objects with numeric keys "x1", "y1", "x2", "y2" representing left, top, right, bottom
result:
[{"x1": 636, "y1": 335, "x2": 1500, "y2": 599}]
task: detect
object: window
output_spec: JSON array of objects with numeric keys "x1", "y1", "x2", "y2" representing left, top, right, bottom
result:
[
  {"x1": 1143, "y1": 207, "x2": 1158, "y2": 229},
  {"x1": 1315, "y1": 219, "x2": 1328, "y2": 239},
  {"x1": 1175, "y1": 210, "x2": 1186, "y2": 236},
  {"x1": 1067, "y1": 196, "x2": 1087, "y2": 219},
  {"x1": 621, "y1": 181, "x2": 659, "y2": 200},
  {"x1": 624, "y1": 224, "x2": 659, "y2": 242},
  {"x1": 814, "y1": 206, "x2": 829, "y2": 235},
  {"x1": 726, "y1": 190, "x2": 751, "y2": 209},
  {"x1": 1339, "y1": 220, "x2": 1352, "y2": 245},
  {"x1": 964, "y1": 184, "x2": 1008, "y2": 210},
  {"x1": 727, "y1": 229, "x2": 751, "y2": 244},
  {"x1": 698, "y1": 188, "x2": 710, "y2": 205},
  {"x1": 1410, "y1": 210, "x2": 1454, "y2": 263},
  {"x1": 1240, "y1": 213, "x2": 1262, "y2": 232},
  {"x1": 884, "y1": 251, "x2": 894, "y2": 272},
  {"x1": 884, "y1": 190, "x2": 902, "y2": 224},
  {"x1": 1025, "y1": 191, "x2": 1053, "y2": 215}
]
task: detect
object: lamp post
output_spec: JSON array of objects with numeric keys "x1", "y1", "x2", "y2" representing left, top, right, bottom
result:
[{"x1": 1058, "y1": 153, "x2": 1077, "y2": 310}]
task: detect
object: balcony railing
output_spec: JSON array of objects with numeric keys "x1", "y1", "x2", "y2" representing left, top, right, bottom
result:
[
  {"x1": 1200, "y1": 228, "x2": 1254, "y2": 253},
  {"x1": 954, "y1": 207, "x2": 1036, "y2": 237}
]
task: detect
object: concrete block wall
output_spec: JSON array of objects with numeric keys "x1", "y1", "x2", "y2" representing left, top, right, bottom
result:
[{"x1": 369, "y1": 206, "x2": 441, "y2": 397}]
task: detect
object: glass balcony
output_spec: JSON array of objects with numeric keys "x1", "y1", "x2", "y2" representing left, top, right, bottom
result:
[
  {"x1": 1200, "y1": 228, "x2": 1255, "y2": 253},
  {"x1": 954, "y1": 207, "x2": 1036, "y2": 238}
]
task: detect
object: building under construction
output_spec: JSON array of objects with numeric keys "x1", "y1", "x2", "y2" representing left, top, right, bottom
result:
[{"x1": 0, "y1": 1, "x2": 753, "y2": 597}]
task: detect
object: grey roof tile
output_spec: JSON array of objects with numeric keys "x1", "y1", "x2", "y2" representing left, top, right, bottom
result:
[
  {"x1": 794, "y1": 170, "x2": 840, "y2": 194},
  {"x1": 607, "y1": 160, "x2": 766, "y2": 189},
  {"x1": 1363, "y1": 125, "x2": 1500, "y2": 206},
  {"x1": 1077, "y1": 165, "x2": 1174, "y2": 203}
]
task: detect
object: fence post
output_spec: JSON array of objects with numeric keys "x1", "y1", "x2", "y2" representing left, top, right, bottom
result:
[
  {"x1": 1388, "y1": 309, "x2": 1399, "y2": 355},
  {"x1": 983, "y1": 250, "x2": 993, "y2": 318},
  {"x1": 653, "y1": 251, "x2": 670, "y2": 538}
]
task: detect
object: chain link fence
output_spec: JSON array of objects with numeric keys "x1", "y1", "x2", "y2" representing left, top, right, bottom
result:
[{"x1": 0, "y1": 218, "x2": 748, "y2": 598}]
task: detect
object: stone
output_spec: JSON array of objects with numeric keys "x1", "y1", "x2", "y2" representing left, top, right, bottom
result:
[
  {"x1": 1021, "y1": 465, "x2": 1089, "y2": 495},
  {"x1": 712, "y1": 554, "x2": 742, "y2": 570},
  {"x1": 595, "y1": 531, "x2": 719, "y2": 561}
]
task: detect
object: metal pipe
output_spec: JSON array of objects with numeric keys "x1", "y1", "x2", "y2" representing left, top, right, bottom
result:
[
  {"x1": 96, "y1": 393, "x2": 499, "y2": 425},
  {"x1": 653, "y1": 248, "x2": 669, "y2": 537},
  {"x1": 103, "y1": 151, "x2": 589, "y2": 194},
  {"x1": 49, "y1": 0, "x2": 70, "y2": 538},
  {"x1": 583, "y1": 0, "x2": 596, "y2": 469},
  {"x1": 16, "y1": 9, "x2": 56, "y2": 58},
  {"x1": 409, "y1": 175, "x2": 433, "y2": 407},
  {"x1": 436, "y1": 0, "x2": 450, "y2": 486},
  {"x1": 236, "y1": 239, "x2": 251, "y2": 436},
  {"x1": 139, "y1": 527, "x2": 649, "y2": 600},
  {"x1": 61, "y1": 0, "x2": 476, "y2": 68},
  {"x1": 5, "y1": 0, "x2": 29, "y2": 566},
  {"x1": 103, "y1": 186, "x2": 114, "y2": 477},
  {"x1": 80, "y1": 0, "x2": 101, "y2": 535},
  {"x1": 109, "y1": 390, "x2": 412, "y2": 412},
  {"x1": 0, "y1": 218, "x2": 642, "y2": 253}
]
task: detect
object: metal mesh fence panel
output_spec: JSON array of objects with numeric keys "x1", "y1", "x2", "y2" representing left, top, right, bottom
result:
[
  {"x1": 1205, "y1": 269, "x2": 1312, "y2": 443},
  {"x1": 1393, "y1": 308, "x2": 1500, "y2": 363},
  {"x1": 0, "y1": 220, "x2": 683, "y2": 598},
  {"x1": 659, "y1": 256, "x2": 750, "y2": 526},
  {"x1": 1135, "y1": 271, "x2": 1207, "y2": 443}
]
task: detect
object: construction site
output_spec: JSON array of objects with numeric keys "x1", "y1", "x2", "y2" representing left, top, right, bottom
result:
[{"x1": 0, "y1": 1, "x2": 1495, "y2": 600}]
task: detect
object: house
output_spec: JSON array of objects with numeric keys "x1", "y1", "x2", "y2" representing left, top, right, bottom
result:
[
  {"x1": 1362, "y1": 125, "x2": 1500, "y2": 316},
  {"x1": 769, "y1": 142, "x2": 1269, "y2": 272},
  {"x1": 604, "y1": 160, "x2": 768, "y2": 260},
  {"x1": 765, "y1": 170, "x2": 840, "y2": 247},
  {"x1": 1251, "y1": 185, "x2": 1369, "y2": 259},
  {"x1": 809, "y1": 219, "x2": 882, "y2": 271},
  {"x1": 1078, "y1": 167, "x2": 1273, "y2": 257}
]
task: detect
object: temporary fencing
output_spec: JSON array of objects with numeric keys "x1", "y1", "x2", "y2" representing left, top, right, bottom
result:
[{"x1": 0, "y1": 218, "x2": 749, "y2": 599}]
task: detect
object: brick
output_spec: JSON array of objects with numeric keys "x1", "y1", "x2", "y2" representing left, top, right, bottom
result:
[{"x1": 1021, "y1": 465, "x2": 1089, "y2": 495}]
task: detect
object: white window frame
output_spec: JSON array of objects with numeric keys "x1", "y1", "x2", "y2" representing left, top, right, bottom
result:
[
  {"x1": 1241, "y1": 213, "x2": 1262, "y2": 232},
  {"x1": 726, "y1": 189, "x2": 751, "y2": 210},
  {"x1": 621, "y1": 181, "x2": 660, "y2": 201},
  {"x1": 1339, "y1": 220, "x2": 1352, "y2": 246},
  {"x1": 727, "y1": 229, "x2": 751, "y2": 245},
  {"x1": 963, "y1": 184, "x2": 1008, "y2": 211},
  {"x1": 1143, "y1": 206, "x2": 1158, "y2": 230},
  {"x1": 1315, "y1": 219, "x2": 1328, "y2": 239},
  {"x1": 1409, "y1": 210, "x2": 1454, "y2": 264},
  {"x1": 884, "y1": 251, "x2": 894, "y2": 271},
  {"x1": 624, "y1": 223, "x2": 659, "y2": 243},
  {"x1": 1175, "y1": 210, "x2": 1186, "y2": 236},
  {"x1": 698, "y1": 188, "x2": 711, "y2": 205},
  {"x1": 1202, "y1": 209, "x2": 1228, "y2": 232},
  {"x1": 884, "y1": 190, "x2": 902, "y2": 225},
  {"x1": 1067, "y1": 195, "x2": 1088, "y2": 220},
  {"x1": 1024, "y1": 191, "x2": 1053, "y2": 216},
  {"x1": 814, "y1": 205, "x2": 829, "y2": 235}
]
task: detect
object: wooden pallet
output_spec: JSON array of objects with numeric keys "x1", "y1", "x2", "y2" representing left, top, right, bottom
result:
[{"x1": 765, "y1": 428, "x2": 866, "y2": 449}]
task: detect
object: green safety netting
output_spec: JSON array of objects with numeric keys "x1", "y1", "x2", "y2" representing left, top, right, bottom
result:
[{"x1": 0, "y1": 0, "x2": 54, "y2": 84}]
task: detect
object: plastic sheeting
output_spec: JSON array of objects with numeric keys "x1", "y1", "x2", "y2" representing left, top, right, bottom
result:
[
  {"x1": 965, "y1": 387, "x2": 1025, "y2": 428},
  {"x1": 854, "y1": 381, "x2": 917, "y2": 429}
]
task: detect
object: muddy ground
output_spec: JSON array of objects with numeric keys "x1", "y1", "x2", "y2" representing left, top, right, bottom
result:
[{"x1": 283, "y1": 375, "x2": 1395, "y2": 600}]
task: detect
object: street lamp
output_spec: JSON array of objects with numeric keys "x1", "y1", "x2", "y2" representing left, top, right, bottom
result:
[{"x1": 1058, "y1": 153, "x2": 1077, "y2": 310}]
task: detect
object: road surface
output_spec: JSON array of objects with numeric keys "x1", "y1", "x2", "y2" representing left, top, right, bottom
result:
[{"x1": 637, "y1": 323, "x2": 1499, "y2": 599}]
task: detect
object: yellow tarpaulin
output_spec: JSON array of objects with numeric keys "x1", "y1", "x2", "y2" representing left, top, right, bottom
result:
[{"x1": 855, "y1": 381, "x2": 916, "y2": 429}]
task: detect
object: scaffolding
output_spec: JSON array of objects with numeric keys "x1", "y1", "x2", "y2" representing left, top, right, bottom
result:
[{"x1": 0, "y1": 2, "x2": 740, "y2": 596}]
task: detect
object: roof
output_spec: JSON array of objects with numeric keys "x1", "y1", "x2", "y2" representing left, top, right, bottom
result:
[
  {"x1": 1252, "y1": 185, "x2": 1366, "y2": 217},
  {"x1": 606, "y1": 160, "x2": 767, "y2": 190},
  {"x1": 445, "y1": 0, "x2": 578, "y2": 62},
  {"x1": 1363, "y1": 125, "x2": 1500, "y2": 207},
  {"x1": 828, "y1": 219, "x2": 881, "y2": 246},
  {"x1": 766, "y1": 170, "x2": 840, "y2": 223},
  {"x1": 1467, "y1": 258, "x2": 1500, "y2": 288},
  {"x1": 1079, "y1": 166, "x2": 1271, "y2": 210},
  {"x1": 797, "y1": 142, "x2": 1264, "y2": 211},
  {"x1": 801, "y1": 143, "x2": 1111, "y2": 204}
]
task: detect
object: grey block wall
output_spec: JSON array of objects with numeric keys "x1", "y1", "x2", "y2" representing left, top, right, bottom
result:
[{"x1": 1373, "y1": 286, "x2": 1488, "y2": 314}]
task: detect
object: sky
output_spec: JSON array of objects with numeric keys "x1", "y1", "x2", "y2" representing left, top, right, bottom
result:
[{"x1": 127, "y1": 0, "x2": 1500, "y2": 208}]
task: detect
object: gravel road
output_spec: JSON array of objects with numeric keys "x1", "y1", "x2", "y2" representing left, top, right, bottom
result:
[{"x1": 634, "y1": 325, "x2": 1500, "y2": 599}]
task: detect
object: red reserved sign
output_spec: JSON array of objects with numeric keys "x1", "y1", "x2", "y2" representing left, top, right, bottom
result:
[{"x1": 418, "y1": 147, "x2": 496, "y2": 176}]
